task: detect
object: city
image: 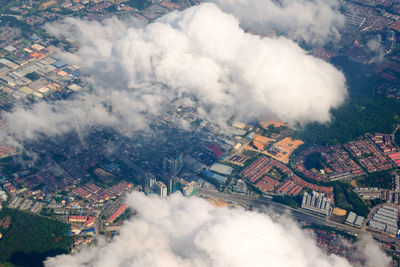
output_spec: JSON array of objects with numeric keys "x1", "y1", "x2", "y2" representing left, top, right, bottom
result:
[{"x1": 0, "y1": 0, "x2": 400, "y2": 266}]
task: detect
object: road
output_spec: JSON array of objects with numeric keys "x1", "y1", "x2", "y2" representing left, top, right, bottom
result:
[
  {"x1": 391, "y1": 124, "x2": 400, "y2": 149},
  {"x1": 198, "y1": 188, "x2": 400, "y2": 246}
]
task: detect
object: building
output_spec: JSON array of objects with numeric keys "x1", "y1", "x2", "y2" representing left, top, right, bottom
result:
[
  {"x1": 145, "y1": 173, "x2": 156, "y2": 189},
  {"x1": 154, "y1": 181, "x2": 167, "y2": 198},
  {"x1": 39, "y1": 0, "x2": 57, "y2": 10},
  {"x1": 393, "y1": 174, "x2": 400, "y2": 192},
  {"x1": 183, "y1": 154, "x2": 205, "y2": 173},
  {"x1": 108, "y1": 204, "x2": 128, "y2": 223},
  {"x1": 232, "y1": 122, "x2": 246, "y2": 129},
  {"x1": 68, "y1": 215, "x2": 88, "y2": 223},
  {"x1": 345, "y1": 211, "x2": 357, "y2": 225},
  {"x1": 71, "y1": 187, "x2": 91, "y2": 199},
  {"x1": 381, "y1": 189, "x2": 393, "y2": 202},
  {"x1": 182, "y1": 181, "x2": 197, "y2": 197},
  {"x1": 233, "y1": 179, "x2": 247, "y2": 194},
  {"x1": 344, "y1": 11, "x2": 366, "y2": 27},
  {"x1": 182, "y1": 184, "x2": 194, "y2": 196},
  {"x1": 368, "y1": 205, "x2": 398, "y2": 234},
  {"x1": 0, "y1": 190, "x2": 7, "y2": 202},
  {"x1": 163, "y1": 154, "x2": 183, "y2": 176},
  {"x1": 345, "y1": 211, "x2": 364, "y2": 228},
  {"x1": 86, "y1": 217, "x2": 95, "y2": 228},
  {"x1": 168, "y1": 177, "x2": 178, "y2": 195},
  {"x1": 301, "y1": 191, "x2": 331, "y2": 215},
  {"x1": 354, "y1": 187, "x2": 381, "y2": 200},
  {"x1": 354, "y1": 216, "x2": 364, "y2": 228},
  {"x1": 369, "y1": 220, "x2": 386, "y2": 232},
  {"x1": 209, "y1": 163, "x2": 233, "y2": 176}
]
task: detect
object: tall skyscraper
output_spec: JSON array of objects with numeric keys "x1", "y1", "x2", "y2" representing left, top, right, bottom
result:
[
  {"x1": 154, "y1": 181, "x2": 167, "y2": 198},
  {"x1": 162, "y1": 153, "x2": 183, "y2": 176}
]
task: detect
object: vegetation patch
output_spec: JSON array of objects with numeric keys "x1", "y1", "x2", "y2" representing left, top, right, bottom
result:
[
  {"x1": 25, "y1": 72, "x2": 41, "y2": 81},
  {"x1": 272, "y1": 195, "x2": 300, "y2": 209},
  {"x1": 303, "y1": 152, "x2": 324, "y2": 171},
  {"x1": 297, "y1": 96, "x2": 400, "y2": 146},
  {"x1": 333, "y1": 183, "x2": 370, "y2": 217},
  {"x1": 0, "y1": 208, "x2": 73, "y2": 267},
  {"x1": 357, "y1": 170, "x2": 393, "y2": 189}
]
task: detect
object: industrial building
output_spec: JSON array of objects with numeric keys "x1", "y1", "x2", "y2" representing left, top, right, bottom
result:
[
  {"x1": 369, "y1": 220, "x2": 386, "y2": 232},
  {"x1": 301, "y1": 191, "x2": 331, "y2": 215},
  {"x1": 368, "y1": 205, "x2": 398, "y2": 235},
  {"x1": 345, "y1": 211, "x2": 364, "y2": 228},
  {"x1": 201, "y1": 170, "x2": 228, "y2": 184},
  {"x1": 209, "y1": 163, "x2": 233, "y2": 175},
  {"x1": 183, "y1": 154, "x2": 205, "y2": 173}
]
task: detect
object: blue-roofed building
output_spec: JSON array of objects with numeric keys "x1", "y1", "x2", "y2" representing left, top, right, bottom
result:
[
  {"x1": 213, "y1": 173, "x2": 228, "y2": 183},
  {"x1": 86, "y1": 227, "x2": 96, "y2": 235},
  {"x1": 30, "y1": 35, "x2": 39, "y2": 41},
  {"x1": 246, "y1": 132, "x2": 255, "y2": 140},
  {"x1": 201, "y1": 170, "x2": 227, "y2": 184},
  {"x1": 72, "y1": 70, "x2": 81, "y2": 77},
  {"x1": 63, "y1": 67, "x2": 73, "y2": 73},
  {"x1": 103, "y1": 163, "x2": 120, "y2": 173},
  {"x1": 52, "y1": 60, "x2": 67, "y2": 69}
]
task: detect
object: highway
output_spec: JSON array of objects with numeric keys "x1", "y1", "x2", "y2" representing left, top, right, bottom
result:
[{"x1": 198, "y1": 188, "x2": 400, "y2": 246}]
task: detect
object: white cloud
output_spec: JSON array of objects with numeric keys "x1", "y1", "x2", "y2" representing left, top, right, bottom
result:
[
  {"x1": 212, "y1": 0, "x2": 346, "y2": 44},
  {"x1": 367, "y1": 38, "x2": 384, "y2": 64},
  {"x1": 4, "y1": 3, "x2": 347, "y2": 142},
  {"x1": 44, "y1": 192, "x2": 390, "y2": 267},
  {"x1": 352, "y1": 235, "x2": 392, "y2": 267}
]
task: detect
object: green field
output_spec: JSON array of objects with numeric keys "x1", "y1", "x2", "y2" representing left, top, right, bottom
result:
[{"x1": 0, "y1": 208, "x2": 73, "y2": 267}]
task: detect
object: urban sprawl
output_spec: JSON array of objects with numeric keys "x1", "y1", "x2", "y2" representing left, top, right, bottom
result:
[{"x1": 0, "y1": 0, "x2": 400, "y2": 264}]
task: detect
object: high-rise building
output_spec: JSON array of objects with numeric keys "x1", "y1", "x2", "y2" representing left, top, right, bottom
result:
[
  {"x1": 145, "y1": 173, "x2": 156, "y2": 189},
  {"x1": 301, "y1": 191, "x2": 331, "y2": 215},
  {"x1": 154, "y1": 181, "x2": 167, "y2": 198},
  {"x1": 163, "y1": 153, "x2": 183, "y2": 177}
]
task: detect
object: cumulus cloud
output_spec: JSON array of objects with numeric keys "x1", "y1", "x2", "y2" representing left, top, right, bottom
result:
[
  {"x1": 44, "y1": 192, "x2": 390, "y2": 267},
  {"x1": 4, "y1": 85, "x2": 163, "y2": 143},
  {"x1": 4, "y1": 3, "x2": 347, "y2": 142},
  {"x1": 212, "y1": 0, "x2": 346, "y2": 44},
  {"x1": 353, "y1": 235, "x2": 392, "y2": 267}
]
